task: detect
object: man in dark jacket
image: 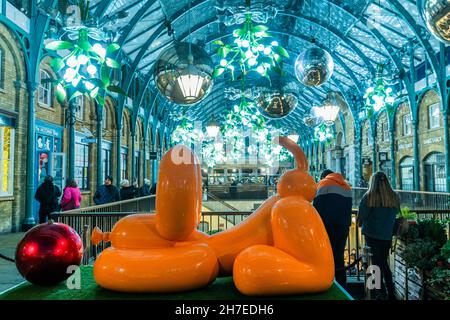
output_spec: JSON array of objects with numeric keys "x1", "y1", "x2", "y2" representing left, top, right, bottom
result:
[
  {"x1": 35, "y1": 175, "x2": 61, "y2": 223},
  {"x1": 93, "y1": 176, "x2": 120, "y2": 205},
  {"x1": 313, "y1": 169, "x2": 353, "y2": 288},
  {"x1": 139, "y1": 179, "x2": 152, "y2": 197}
]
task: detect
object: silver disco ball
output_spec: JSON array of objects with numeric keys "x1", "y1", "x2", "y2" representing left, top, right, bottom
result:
[
  {"x1": 256, "y1": 92, "x2": 297, "y2": 119},
  {"x1": 294, "y1": 47, "x2": 334, "y2": 87},
  {"x1": 154, "y1": 42, "x2": 214, "y2": 105},
  {"x1": 420, "y1": 0, "x2": 450, "y2": 43}
]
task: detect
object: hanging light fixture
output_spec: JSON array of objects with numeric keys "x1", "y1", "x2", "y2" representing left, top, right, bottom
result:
[
  {"x1": 206, "y1": 115, "x2": 221, "y2": 137},
  {"x1": 43, "y1": 0, "x2": 124, "y2": 106},
  {"x1": 287, "y1": 131, "x2": 300, "y2": 143},
  {"x1": 154, "y1": 42, "x2": 214, "y2": 105},
  {"x1": 364, "y1": 64, "x2": 396, "y2": 116},
  {"x1": 319, "y1": 91, "x2": 341, "y2": 125}
]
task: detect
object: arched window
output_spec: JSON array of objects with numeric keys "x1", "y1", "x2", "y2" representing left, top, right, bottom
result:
[
  {"x1": 38, "y1": 69, "x2": 52, "y2": 106},
  {"x1": 424, "y1": 152, "x2": 446, "y2": 192},
  {"x1": 399, "y1": 157, "x2": 414, "y2": 191}
]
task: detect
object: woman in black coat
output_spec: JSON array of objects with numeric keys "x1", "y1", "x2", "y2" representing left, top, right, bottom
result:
[{"x1": 34, "y1": 175, "x2": 61, "y2": 223}]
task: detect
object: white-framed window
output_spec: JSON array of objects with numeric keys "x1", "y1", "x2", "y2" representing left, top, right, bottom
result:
[
  {"x1": 402, "y1": 114, "x2": 412, "y2": 136},
  {"x1": 75, "y1": 95, "x2": 84, "y2": 120},
  {"x1": 0, "y1": 125, "x2": 15, "y2": 196},
  {"x1": 428, "y1": 103, "x2": 440, "y2": 129},
  {"x1": 38, "y1": 69, "x2": 52, "y2": 106},
  {"x1": 75, "y1": 142, "x2": 89, "y2": 190}
]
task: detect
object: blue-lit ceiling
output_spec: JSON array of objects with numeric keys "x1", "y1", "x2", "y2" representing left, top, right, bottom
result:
[{"x1": 86, "y1": 0, "x2": 446, "y2": 136}]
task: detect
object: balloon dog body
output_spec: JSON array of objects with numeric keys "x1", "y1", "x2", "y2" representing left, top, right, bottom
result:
[{"x1": 92, "y1": 137, "x2": 334, "y2": 295}]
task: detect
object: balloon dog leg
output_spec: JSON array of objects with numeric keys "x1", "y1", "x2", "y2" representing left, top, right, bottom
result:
[
  {"x1": 94, "y1": 243, "x2": 219, "y2": 293},
  {"x1": 233, "y1": 197, "x2": 335, "y2": 296}
]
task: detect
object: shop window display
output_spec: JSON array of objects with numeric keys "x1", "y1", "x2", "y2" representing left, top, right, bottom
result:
[{"x1": 0, "y1": 125, "x2": 14, "y2": 195}]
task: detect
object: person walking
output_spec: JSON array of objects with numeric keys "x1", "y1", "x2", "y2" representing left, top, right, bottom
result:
[
  {"x1": 139, "y1": 179, "x2": 152, "y2": 197},
  {"x1": 357, "y1": 171, "x2": 400, "y2": 300},
  {"x1": 60, "y1": 179, "x2": 82, "y2": 211},
  {"x1": 120, "y1": 179, "x2": 137, "y2": 200},
  {"x1": 34, "y1": 175, "x2": 62, "y2": 223},
  {"x1": 313, "y1": 169, "x2": 353, "y2": 289},
  {"x1": 93, "y1": 175, "x2": 120, "y2": 205}
]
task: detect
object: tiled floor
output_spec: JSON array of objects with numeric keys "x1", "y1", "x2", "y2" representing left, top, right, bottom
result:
[{"x1": 0, "y1": 232, "x2": 25, "y2": 293}]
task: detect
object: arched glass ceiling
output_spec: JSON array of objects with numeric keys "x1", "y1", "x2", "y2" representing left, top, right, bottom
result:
[{"x1": 86, "y1": 0, "x2": 446, "y2": 134}]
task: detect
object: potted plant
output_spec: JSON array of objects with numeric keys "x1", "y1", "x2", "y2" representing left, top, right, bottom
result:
[
  {"x1": 425, "y1": 240, "x2": 450, "y2": 300},
  {"x1": 398, "y1": 219, "x2": 448, "y2": 299}
]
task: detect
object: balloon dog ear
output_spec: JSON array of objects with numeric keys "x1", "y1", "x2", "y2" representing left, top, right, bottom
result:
[{"x1": 274, "y1": 136, "x2": 308, "y2": 172}]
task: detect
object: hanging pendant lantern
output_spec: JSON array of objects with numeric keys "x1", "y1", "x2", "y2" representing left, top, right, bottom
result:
[
  {"x1": 154, "y1": 42, "x2": 214, "y2": 105},
  {"x1": 206, "y1": 115, "x2": 221, "y2": 137},
  {"x1": 295, "y1": 47, "x2": 334, "y2": 87}
]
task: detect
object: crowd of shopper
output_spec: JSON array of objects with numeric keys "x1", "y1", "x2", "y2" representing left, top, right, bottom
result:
[{"x1": 35, "y1": 175, "x2": 157, "y2": 221}]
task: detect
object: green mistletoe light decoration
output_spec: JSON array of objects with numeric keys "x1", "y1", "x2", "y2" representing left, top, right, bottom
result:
[
  {"x1": 314, "y1": 122, "x2": 335, "y2": 144},
  {"x1": 212, "y1": 10, "x2": 289, "y2": 81},
  {"x1": 363, "y1": 64, "x2": 396, "y2": 118},
  {"x1": 44, "y1": 0, "x2": 125, "y2": 106},
  {"x1": 171, "y1": 119, "x2": 204, "y2": 145}
]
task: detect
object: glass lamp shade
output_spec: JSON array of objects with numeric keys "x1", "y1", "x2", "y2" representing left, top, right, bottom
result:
[
  {"x1": 320, "y1": 104, "x2": 340, "y2": 124},
  {"x1": 206, "y1": 118, "x2": 221, "y2": 137},
  {"x1": 287, "y1": 132, "x2": 300, "y2": 143},
  {"x1": 295, "y1": 47, "x2": 334, "y2": 87},
  {"x1": 256, "y1": 93, "x2": 297, "y2": 119},
  {"x1": 154, "y1": 42, "x2": 214, "y2": 105},
  {"x1": 420, "y1": 0, "x2": 449, "y2": 43}
]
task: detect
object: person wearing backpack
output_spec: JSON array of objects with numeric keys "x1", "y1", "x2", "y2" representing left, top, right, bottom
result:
[
  {"x1": 357, "y1": 171, "x2": 400, "y2": 300},
  {"x1": 34, "y1": 175, "x2": 62, "y2": 223},
  {"x1": 60, "y1": 179, "x2": 82, "y2": 211}
]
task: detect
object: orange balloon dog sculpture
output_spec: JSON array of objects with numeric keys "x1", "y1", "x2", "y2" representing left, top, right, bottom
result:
[{"x1": 92, "y1": 137, "x2": 334, "y2": 295}]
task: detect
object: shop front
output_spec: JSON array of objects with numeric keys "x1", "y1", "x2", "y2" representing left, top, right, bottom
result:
[{"x1": 34, "y1": 120, "x2": 64, "y2": 220}]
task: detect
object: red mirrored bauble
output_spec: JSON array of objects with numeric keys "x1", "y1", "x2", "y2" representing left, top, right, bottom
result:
[{"x1": 15, "y1": 222, "x2": 83, "y2": 286}]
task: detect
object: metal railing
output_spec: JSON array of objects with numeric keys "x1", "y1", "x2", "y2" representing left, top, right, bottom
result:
[
  {"x1": 51, "y1": 189, "x2": 450, "y2": 275},
  {"x1": 352, "y1": 187, "x2": 450, "y2": 211}
]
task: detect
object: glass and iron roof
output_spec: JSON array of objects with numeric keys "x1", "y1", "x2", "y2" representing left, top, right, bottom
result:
[{"x1": 84, "y1": 0, "x2": 445, "y2": 135}]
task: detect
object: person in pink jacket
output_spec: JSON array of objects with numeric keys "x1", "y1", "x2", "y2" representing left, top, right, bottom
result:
[{"x1": 60, "y1": 179, "x2": 82, "y2": 211}]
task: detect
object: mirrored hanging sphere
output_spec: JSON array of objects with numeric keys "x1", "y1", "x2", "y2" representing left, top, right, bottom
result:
[
  {"x1": 420, "y1": 0, "x2": 450, "y2": 43},
  {"x1": 294, "y1": 48, "x2": 334, "y2": 87},
  {"x1": 256, "y1": 93, "x2": 297, "y2": 119},
  {"x1": 154, "y1": 42, "x2": 214, "y2": 105}
]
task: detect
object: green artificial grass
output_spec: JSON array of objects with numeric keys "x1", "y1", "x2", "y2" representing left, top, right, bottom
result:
[{"x1": 0, "y1": 266, "x2": 351, "y2": 300}]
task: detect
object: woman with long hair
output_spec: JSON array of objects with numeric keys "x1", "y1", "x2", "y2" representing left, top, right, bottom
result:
[
  {"x1": 60, "y1": 178, "x2": 82, "y2": 211},
  {"x1": 357, "y1": 171, "x2": 400, "y2": 300}
]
